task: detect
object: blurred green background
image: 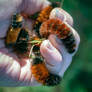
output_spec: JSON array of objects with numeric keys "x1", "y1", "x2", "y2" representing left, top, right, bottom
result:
[{"x1": 0, "y1": 0, "x2": 92, "y2": 92}]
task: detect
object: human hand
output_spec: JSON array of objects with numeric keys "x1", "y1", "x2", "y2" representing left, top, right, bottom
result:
[{"x1": 0, "y1": 0, "x2": 80, "y2": 86}]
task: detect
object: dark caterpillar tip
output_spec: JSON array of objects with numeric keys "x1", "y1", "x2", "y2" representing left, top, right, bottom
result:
[{"x1": 45, "y1": 73, "x2": 61, "y2": 86}]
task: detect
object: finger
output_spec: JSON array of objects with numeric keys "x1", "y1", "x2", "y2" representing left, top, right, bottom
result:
[
  {"x1": 0, "y1": 19, "x2": 10, "y2": 38},
  {"x1": 48, "y1": 23, "x2": 80, "y2": 76},
  {"x1": 40, "y1": 40, "x2": 63, "y2": 75},
  {"x1": 48, "y1": 8, "x2": 80, "y2": 76},
  {"x1": 20, "y1": 0, "x2": 50, "y2": 15},
  {"x1": 49, "y1": 7, "x2": 80, "y2": 55},
  {"x1": 0, "y1": 52, "x2": 41, "y2": 86},
  {"x1": 48, "y1": 35, "x2": 72, "y2": 76},
  {"x1": 0, "y1": 52, "x2": 20, "y2": 86},
  {"x1": 50, "y1": 8, "x2": 73, "y2": 26},
  {"x1": 18, "y1": 59, "x2": 33, "y2": 86},
  {"x1": 0, "y1": 39, "x2": 5, "y2": 48}
]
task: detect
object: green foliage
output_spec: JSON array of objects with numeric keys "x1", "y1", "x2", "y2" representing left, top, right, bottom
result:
[{"x1": 0, "y1": 0, "x2": 92, "y2": 92}]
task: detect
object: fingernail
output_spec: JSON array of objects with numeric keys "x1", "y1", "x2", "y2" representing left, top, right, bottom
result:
[
  {"x1": 50, "y1": 8, "x2": 66, "y2": 21},
  {"x1": 41, "y1": 40, "x2": 54, "y2": 51},
  {"x1": 46, "y1": 40, "x2": 54, "y2": 50}
]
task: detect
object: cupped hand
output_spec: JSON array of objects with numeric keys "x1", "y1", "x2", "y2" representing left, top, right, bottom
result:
[{"x1": 0, "y1": 0, "x2": 80, "y2": 86}]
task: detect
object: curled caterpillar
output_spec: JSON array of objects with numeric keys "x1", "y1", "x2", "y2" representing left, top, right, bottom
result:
[
  {"x1": 33, "y1": 2, "x2": 60, "y2": 37},
  {"x1": 6, "y1": 13, "x2": 30, "y2": 53},
  {"x1": 40, "y1": 18, "x2": 76, "y2": 53}
]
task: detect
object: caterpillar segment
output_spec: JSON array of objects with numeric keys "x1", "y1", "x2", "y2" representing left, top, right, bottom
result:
[
  {"x1": 33, "y1": 2, "x2": 60, "y2": 37},
  {"x1": 40, "y1": 18, "x2": 76, "y2": 54},
  {"x1": 31, "y1": 57, "x2": 49, "y2": 85}
]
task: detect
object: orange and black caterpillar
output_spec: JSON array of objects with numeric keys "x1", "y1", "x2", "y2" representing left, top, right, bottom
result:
[
  {"x1": 31, "y1": 43, "x2": 61, "y2": 86},
  {"x1": 40, "y1": 18, "x2": 76, "y2": 53},
  {"x1": 33, "y1": 2, "x2": 60, "y2": 37},
  {"x1": 6, "y1": 13, "x2": 30, "y2": 53}
]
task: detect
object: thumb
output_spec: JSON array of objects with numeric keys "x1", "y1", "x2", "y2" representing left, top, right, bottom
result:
[{"x1": 40, "y1": 40, "x2": 63, "y2": 75}]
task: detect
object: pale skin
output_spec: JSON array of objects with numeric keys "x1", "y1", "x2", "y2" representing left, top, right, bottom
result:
[{"x1": 0, "y1": 0, "x2": 80, "y2": 86}]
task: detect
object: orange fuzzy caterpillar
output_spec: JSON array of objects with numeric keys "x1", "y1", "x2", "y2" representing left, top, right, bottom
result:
[
  {"x1": 31, "y1": 62, "x2": 49, "y2": 84},
  {"x1": 40, "y1": 18, "x2": 70, "y2": 39},
  {"x1": 35, "y1": 6, "x2": 53, "y2": 25},
  {"x1": 35, "y1": 2, "x2": 60, "y2": 25}
]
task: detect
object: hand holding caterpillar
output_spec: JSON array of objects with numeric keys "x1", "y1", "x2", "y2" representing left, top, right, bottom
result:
[{"x1": 5, "y1": 2, "x2": 80, "y2": 86}]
